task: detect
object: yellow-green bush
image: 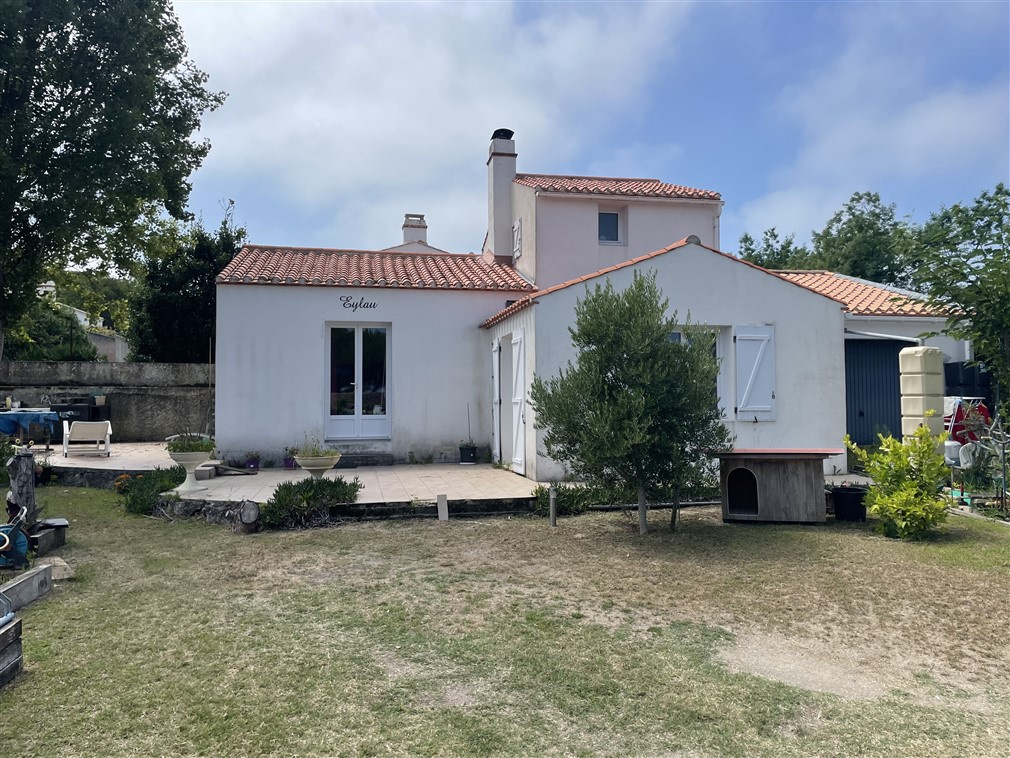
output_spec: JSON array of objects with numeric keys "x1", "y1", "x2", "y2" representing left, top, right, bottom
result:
[{"x1": 845, "y1": 426, "x2": 951, "y2": 539}]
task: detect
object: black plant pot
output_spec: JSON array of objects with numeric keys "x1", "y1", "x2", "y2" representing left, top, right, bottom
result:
[
  {"x1": 833, "y1": 487, "x2": 868, "y2": 522},
  {"x1": 459, "y1": 445, "x2": 477, "y2": 464}
]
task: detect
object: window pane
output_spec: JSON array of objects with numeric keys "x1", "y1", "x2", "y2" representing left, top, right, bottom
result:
[
  {"x1": 330, "y1": 328, "x2": 355, "y2": 415},
  {"x1": 362, "y1": 328, "x2": 387, "y2": 415},
  {"x1": 599, "y1": 212, "x2": 619, "y2": 242}
]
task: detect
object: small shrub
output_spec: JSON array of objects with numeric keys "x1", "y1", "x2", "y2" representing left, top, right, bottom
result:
[
  {"x1": 166, "y1": 435, "x2": 215, "y2": 453},
  {"x1": 845, "y1": 426, "x2": 951, "y2": 539},
  {"x1": 119, "y1": 466, "x2": 186, "y2": 515},
  {"x1": 297, "y1": 435, "x2": 339, "y2": 458},
  {"x1": 260, "y1": 476, "x2": 362, "y2": 530}
]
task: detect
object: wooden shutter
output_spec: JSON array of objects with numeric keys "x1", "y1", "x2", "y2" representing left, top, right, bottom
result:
[{"x1": 735, "y1": 325, "x2": 776, "y2": 422}]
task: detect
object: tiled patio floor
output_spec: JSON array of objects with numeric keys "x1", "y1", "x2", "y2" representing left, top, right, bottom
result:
[{"x1": 51, "y1": 442, "x2": 539, "y2": 504}]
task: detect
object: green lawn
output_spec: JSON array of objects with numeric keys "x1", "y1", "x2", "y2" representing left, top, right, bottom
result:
[{"x1": 1, "y1": 488, "x2": 1008, "y2": 757}]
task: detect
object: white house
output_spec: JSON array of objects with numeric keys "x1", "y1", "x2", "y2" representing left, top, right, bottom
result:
[{"x1": 216, "y1": 130, "x2": 884, "y2": 476}]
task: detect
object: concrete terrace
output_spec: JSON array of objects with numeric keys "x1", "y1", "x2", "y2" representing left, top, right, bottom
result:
[{"x1": 49, "y1": 442, "x2": 539, "y2": 505}]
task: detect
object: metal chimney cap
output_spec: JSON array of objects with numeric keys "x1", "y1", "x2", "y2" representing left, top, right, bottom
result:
[{"x1": 491, "y1": 128, "x2": 514, "y2": 140}]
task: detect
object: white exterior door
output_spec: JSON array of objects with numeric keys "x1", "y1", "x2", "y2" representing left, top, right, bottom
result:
[
  {"x1": 511, "y1": 330, "x2": 526, "y2": 474},
  {"x1": 491, "y1": 339, "x2": 501, "y2": 462},
  {"x1": 734, "y1": 325, "x2": 776, "y2": 422},
  {"x1": 325, "y1": 324, "x2": 391, "y2": 439}
]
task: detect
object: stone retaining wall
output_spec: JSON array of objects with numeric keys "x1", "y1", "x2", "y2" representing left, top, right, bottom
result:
[{"x1": 1, "y1": 361, "x2": 213, "y2": 441}]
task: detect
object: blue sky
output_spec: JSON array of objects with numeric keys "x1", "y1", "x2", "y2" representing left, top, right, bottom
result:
[{"x1": 173, "y1": 0, "x2": 1009, "y2": 255}]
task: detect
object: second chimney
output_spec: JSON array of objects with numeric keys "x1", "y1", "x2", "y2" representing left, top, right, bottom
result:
[
  {"x1": 487, "y1": 129, "x2": 516, "y2": 256},
  {"x1": 402, "y1": 213, "x2": 427, "y2": 244}
]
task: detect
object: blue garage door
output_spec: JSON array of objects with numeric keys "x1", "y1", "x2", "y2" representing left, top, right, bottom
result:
[{"x1": 845, "y1": 340, "x2": 903, "y2": 446}]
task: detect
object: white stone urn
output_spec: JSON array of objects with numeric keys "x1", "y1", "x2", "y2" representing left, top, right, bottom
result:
[
  {"x1": 293, "y1": 453, "x2": 341, "y2": 480},
  {"x1": 169, "y1": 450, "x2": 211, "y2": 494}
]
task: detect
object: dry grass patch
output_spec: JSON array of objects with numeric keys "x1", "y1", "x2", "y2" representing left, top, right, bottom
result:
[{"x1": 0, "y1": 489, "x2": 1007, "y2": 757}]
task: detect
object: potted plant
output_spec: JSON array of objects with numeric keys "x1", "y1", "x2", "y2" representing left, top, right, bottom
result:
[
  {"x1": 244, "y1": 451, "x2": 262, "y2": 470},
  {"x1": 166, "y1": 434, "x2": 215, "y2": 494},
  {"x1": 293, "y1": 435, "x2": 342, "y2": 480},
  {"x1": 830, "y1": 482, "x2": 868, "y2": 522},
  {"x1": 459, "y1": 403, "x2": 478, "y2": 465},
  {"x1": 459, "y1": 439, "x2": 477, "y2": 464},
  {"x1": 282, "y1": 446, "x2": 299, "y2": 470}
]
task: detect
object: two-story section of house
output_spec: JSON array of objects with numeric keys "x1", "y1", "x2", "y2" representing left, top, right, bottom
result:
[{"x1": 483, "y1": 128, "x2": 723, "y2": 288}]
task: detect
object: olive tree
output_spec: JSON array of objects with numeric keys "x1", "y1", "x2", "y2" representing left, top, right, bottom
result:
[{"x1": 529, "y1": 271, "x2": 732, "y2": 534}]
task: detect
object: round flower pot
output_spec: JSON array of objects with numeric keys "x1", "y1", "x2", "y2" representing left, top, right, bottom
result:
[
  {"x1": 169, "y1": 450, "x2": 211, "y2": 494},
  {"x1": 294, "y1": 454, "x2": 341, "y2": 480},
  {"x1": 833, "y1": 486, "x2": 868, "y2": 522}
]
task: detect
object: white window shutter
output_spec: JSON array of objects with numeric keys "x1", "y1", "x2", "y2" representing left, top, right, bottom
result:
[{"x1": 734, "y1": 325, "x2": 776, "y2": 422}]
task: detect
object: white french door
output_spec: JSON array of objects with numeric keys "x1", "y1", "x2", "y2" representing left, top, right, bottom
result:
[
  {"x1": 491, "y1": 339, "x2": 501, "y2": 462},
  {"x1": 325, "y1": 324, "x2": 391, "y2": 439},
  {"x1": 511, "y1": 330, "x2": 525, "y2": 475}
]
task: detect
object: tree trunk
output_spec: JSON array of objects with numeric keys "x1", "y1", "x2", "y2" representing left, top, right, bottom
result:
[
  {"x1": 670, "y1": 489, "x2": 681, "y2": 532},
  {"x1": 0, "y1": 317, "x2": 5, "y2": 364},
  {"x1": 637, "y1": 485, "x2": 648, "y2": 535},
  {"x1": 6, "y1": 451, "x2": 36, "y2": 526},
  {"x1": 233, "y1": 500, "x2": 260, "y2": 535}
]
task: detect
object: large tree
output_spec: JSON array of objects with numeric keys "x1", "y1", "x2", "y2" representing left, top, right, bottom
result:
[
  {"x1": 3, "y1": 295, "x2": 98, "y2": 361},
  {"x1": 0, "y1": 0, "x2": 223, "y2": 360},
  {"x1": 811, "y1": 191, "x2": 915, "y2": 286},
  {"x1": 128, "y1": 209, "x2": 244, "y2": 363},
  {"x1": 911, "y1": 184, "x2": 1010, "y2": 418},
  {"x1": 529, "y1": 271, "x2": 732, "y2": 535},
  {"x1": 738, "y1": 227, "x2": 815, "y2": 270}
]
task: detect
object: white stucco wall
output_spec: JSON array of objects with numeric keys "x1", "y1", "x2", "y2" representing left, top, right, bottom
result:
[
  {"x1": 520, "y1": 244, "x2": 849, "y2": 480},
  {"x1": 511, "y1": 184, "x2": 538, "y2": 284},
  {"x1": 216, "y1": 283, "x2": 519, "y2": 463},
  {"x1": 531, "y1": 196, "x2": 721, "y2": 288},
  {"x1": 844, "y1": 315, "x2": 970, "y2": 363}
]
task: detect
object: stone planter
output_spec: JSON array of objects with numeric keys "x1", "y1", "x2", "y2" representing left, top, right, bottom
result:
[
  {"x1": 294, "y1": 454, "x2": 341, "y2": 480},
  {"x1": 169, "y1": 450, "x2": 211, "y2": 494}
]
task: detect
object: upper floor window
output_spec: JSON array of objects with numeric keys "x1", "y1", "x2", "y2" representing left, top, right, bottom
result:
[{"x1": 598, "y1": 211, "x2": 620, "y2": 242}]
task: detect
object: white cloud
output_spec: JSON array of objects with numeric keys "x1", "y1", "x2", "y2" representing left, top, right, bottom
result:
[
  {"x1": 738, "y1": 4, "x2": 1009, "y2": 244},
  {"x1": 171, "y1": 1, "x2": 693, "y2": 251}
]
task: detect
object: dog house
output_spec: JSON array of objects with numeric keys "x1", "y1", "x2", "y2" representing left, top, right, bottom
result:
[{"x1": 716, "y1": 449, "x2": 841, "y2": 523}]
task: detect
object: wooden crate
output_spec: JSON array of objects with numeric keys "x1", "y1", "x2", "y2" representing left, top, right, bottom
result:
[{"x1": 0, "y1": 618, "x2": 23, "y2": 689}]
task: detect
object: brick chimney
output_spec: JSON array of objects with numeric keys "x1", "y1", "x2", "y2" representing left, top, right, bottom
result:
[
  {"x1": 487, "y1": 128, "x2": 516, "y2": 256},
  {"x1": 402, "y1": 213, "x2": 427, "y2": 244}
]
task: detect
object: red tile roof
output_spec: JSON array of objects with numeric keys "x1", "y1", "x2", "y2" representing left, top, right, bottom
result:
[
  {"x1": 217, "y1": 246, "x2": 534, "y2": 292},
  {"x1": 774, "y1": 271, "x2": 938, "y2": 316},
  {"x1": 514, "y1": 173, "x2": 721, "y2": 201}
]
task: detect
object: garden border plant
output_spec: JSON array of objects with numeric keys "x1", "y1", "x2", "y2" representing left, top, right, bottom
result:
[
  {"x1": 845, "y1": 424, "x2": 952, "y2": 539},
  {"x1": 114, "y1": 467, "x2": 187, "y2": 516},
  {"x1": 259, "y1": 476, "x2": 363, "y2": 530}
]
